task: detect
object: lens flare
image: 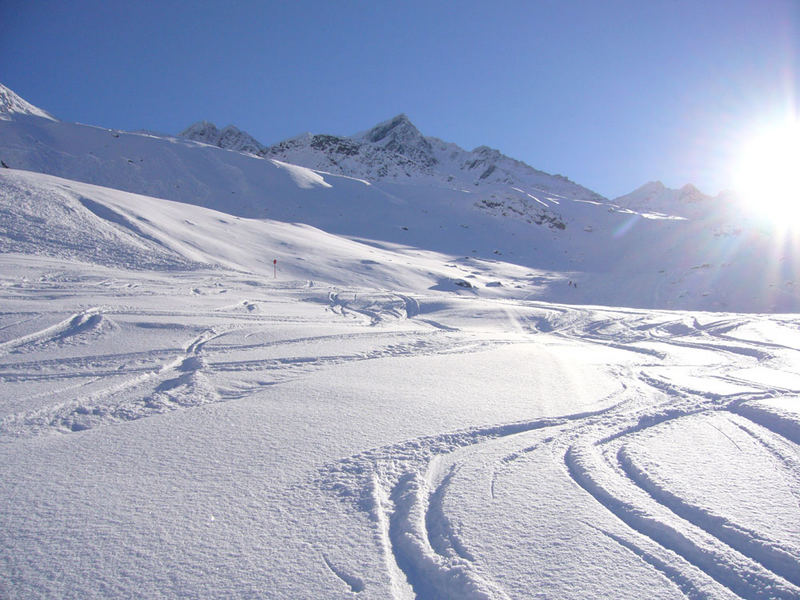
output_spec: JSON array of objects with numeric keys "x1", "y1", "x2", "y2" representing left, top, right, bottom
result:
[{"x1": 733, "y1": 119, "x2": 800, "y2": 224}]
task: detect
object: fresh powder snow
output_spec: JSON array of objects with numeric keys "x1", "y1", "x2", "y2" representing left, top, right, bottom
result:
[{"x1": 1, "y1": 84, "x2": 799, "y2": 599}]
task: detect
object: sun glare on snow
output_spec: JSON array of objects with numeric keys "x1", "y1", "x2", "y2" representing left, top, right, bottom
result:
[{"x1": 733, "y1": 118, "x2": 800, "y2": 224}]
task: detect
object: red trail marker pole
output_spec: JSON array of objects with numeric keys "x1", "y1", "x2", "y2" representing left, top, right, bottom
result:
[{"x1": 273, "y1": 259, "x2": 277, "y2": 279}]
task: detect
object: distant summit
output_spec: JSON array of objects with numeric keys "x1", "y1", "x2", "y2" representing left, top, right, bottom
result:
[
  {"x1": 184, "y1": 114, "x2": 599, "y2": 198},
  {"x1": 614, "y1": 181, "x2": 717, "y2": 219},
  {"x1": 0, "y1": 84, "x2": 57, "y2": 122},
  {"x1": 357, "y1": 113, "x2": 437, "y2": 169},
  {"x1": 180, "y1": 121, "x2": 267, "y2": 156},
  {"x1": 177, "y1": 112, "x2": 607, "y2": 231},
  {"x1": 0, "y1": 83, "x2": 793, "y2": 312}
]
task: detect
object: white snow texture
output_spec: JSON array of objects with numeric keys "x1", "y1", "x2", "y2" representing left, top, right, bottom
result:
[{"x1": 1, "y1": 83, "x2": 799, "y2": 599}]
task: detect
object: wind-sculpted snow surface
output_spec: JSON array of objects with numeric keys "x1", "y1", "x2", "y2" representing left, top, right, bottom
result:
[{"x1": 2, "y1": 251, "x2": 800, "y2": 599}]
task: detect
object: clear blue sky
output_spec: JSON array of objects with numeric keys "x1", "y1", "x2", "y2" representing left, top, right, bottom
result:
[{"x1": 1, "y1": 0, "x2": 797, "y2": 198}]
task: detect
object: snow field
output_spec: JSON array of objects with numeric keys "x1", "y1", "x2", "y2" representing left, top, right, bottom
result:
[
  {"x1": 3, "y1": 250, "x2": 800, "y2": 597},
  {"x1": 2, "y1": 98, "x2": 800, "y2": 597}
]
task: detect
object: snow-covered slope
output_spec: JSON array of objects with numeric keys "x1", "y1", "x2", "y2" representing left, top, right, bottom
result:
[
  {"x1": 3, "y1": 84, "x2": 800, "y2": 600},
  {"x1": 0, "y1": 168, "x2": 554, "y2": 295},
  {"x1": 0, "y1": 84, "x2": 56, "y2": 122},
  {"x1": 1, "y1": 83, "x2": 798, "y2": 312}
]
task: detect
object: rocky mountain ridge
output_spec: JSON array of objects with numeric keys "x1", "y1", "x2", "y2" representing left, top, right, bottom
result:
[
  {"x1": 179, "y1": 121, "x2": 267, "y2": 156},
  {"x1": 180, "y1": 112, "x2": 615, "y2": 232},
  {"x1": 180, "y1": 113, "x2": 605, "y2": 202},
  {"x1": 1, "y1": 82, "x2": 797, "y2": 311}
]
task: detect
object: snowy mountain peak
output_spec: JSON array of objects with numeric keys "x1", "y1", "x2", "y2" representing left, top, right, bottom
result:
[
  {"x1": 358, "y1": 113, "x2": 436, "y2": 168},
  {"x1": 679, "y1": 183, "x2": 703, "y2": 198},
  {"x1": 0, "y1": 84, "x2": 57, "y2": 122},
  {"x1": 362, "y1": 113, "x2": 417, "y2": 142},
  {"x1": 175, "y1": 112, "x2": 605, "y2": 211},
  {"x1": 471, "y1": 145, "x2": 501, "y2": 158},
  {"x1": 615, "y1": 180, "x2": 715, "y2": 218},
  {"x1": 180, "y1": 120, "x2": 267, "y2": 156},
  {"x1": 631, "y1": 181, "x2": 666, "y2": 195}
]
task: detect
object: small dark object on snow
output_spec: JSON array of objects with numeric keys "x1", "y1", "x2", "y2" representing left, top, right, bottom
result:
[{"x1": 1, "y1": 160, "x2": 8, "y2": 168}]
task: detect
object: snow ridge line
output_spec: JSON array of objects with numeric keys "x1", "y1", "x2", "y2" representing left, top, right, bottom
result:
[
  {"x1": 0, "y1": 306, "x2": 105, "y2": 355},
  {"x1": 731, "y1": 401, "x2": 800, "y2": 446},
  {"x1": 324, "y1": 290, "x2": 419, "y2": 325},
  {"x1": 317, "y1": 395, "x2": 631, "y2": 596},
  {"x1": 318, "y1": 402, "x2": 621, "y2": 509},
  {"x1": 553, "y1": 310, "x2": 800, "y2": 599},
  {"x1": 425, "y1": 465, "x2": 476, "y2": 562},
  {"x1": 371, "y1": 474, "x2": 414, "y2": 600},
  {"x1": 1, "y1": 326, "x2": 500, "y2": 438},
  {"x1": 582, "y1": 521, "x2": 712, "y2": 600},
  {"x1": 321, "y1": 553, "x2": 366, "y2": 593},
  {"x1": 384, "y1": 470, "x2": 511, "y2": 599},
  {"x1": 311, "y1": 303, "x2": 799, "y2": 596}
]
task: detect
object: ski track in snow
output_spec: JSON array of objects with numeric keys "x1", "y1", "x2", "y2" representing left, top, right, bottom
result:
[
  {"x1": 314, "y1": 306, "x2": 800, "y2": 599},
  {"x1": 2, "y1": 267, "x2": 800, "y2": 598},
  {"x1": 4, "y1": 93, "x2": 800, "y2": 598},
  {"x1": 0, "y1": 286, "x2": 501, "y2": 438}
]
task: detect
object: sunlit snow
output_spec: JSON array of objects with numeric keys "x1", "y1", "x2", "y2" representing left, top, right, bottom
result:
[{"x1": 1, "y1": 84, "x2": 800, "y2": 599}]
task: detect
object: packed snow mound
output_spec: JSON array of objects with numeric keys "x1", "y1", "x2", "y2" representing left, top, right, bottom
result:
[{"x1": 0, "y1": 84, "x2": 56, "y2": 122}]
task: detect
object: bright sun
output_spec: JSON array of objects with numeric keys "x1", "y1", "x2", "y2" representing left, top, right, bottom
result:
[{"x1": 733, "y1": 119, "x2": 800, "y2": 223}]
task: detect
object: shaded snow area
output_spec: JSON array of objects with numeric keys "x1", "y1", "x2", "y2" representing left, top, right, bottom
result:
[{"x1": 1, "y1": 177, "x2": 799, "y2": 599}]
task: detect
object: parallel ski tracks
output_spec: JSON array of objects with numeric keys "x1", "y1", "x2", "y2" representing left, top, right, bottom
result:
[
  {"x1": 3, "y1": 281, "x2": 799, "y2": 597},
  {"x1": 0, "y1": 301, "x2": 506, "y2": 439},
  {"x1": 316, "y1": 308, "x2": 800, "y2": 599}
]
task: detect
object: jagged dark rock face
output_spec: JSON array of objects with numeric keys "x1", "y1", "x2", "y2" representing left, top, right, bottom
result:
[
  {"x1": 178, "y1": 112, "x2": 610, "y2": 231},
  {"x1": 308, "y1": 135, "x2": 360, "y2": 156},
  {"x1": 361, "y1": 114, "x2": 438, "y2": 169}
]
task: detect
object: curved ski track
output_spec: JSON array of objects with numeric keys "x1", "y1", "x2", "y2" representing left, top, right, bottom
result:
[
  {"x1": 2, "y1": 271, "x2": 799, "y2": 598},
  {"x1": 0, "y1": 289, "x2": 499, "y2": 438},
  {"x1": 317, "y1": 308, "x2": 800, "y2": 599}
]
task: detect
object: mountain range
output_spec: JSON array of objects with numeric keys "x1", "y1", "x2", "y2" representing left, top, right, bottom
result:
[{"x1": 1, "y1": 82, "x2": 796, "y2": 312}]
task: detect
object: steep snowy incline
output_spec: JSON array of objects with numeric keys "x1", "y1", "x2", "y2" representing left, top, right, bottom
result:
[{"x1": 0, "y1": 84, "x2": 56, "y2": 122}]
